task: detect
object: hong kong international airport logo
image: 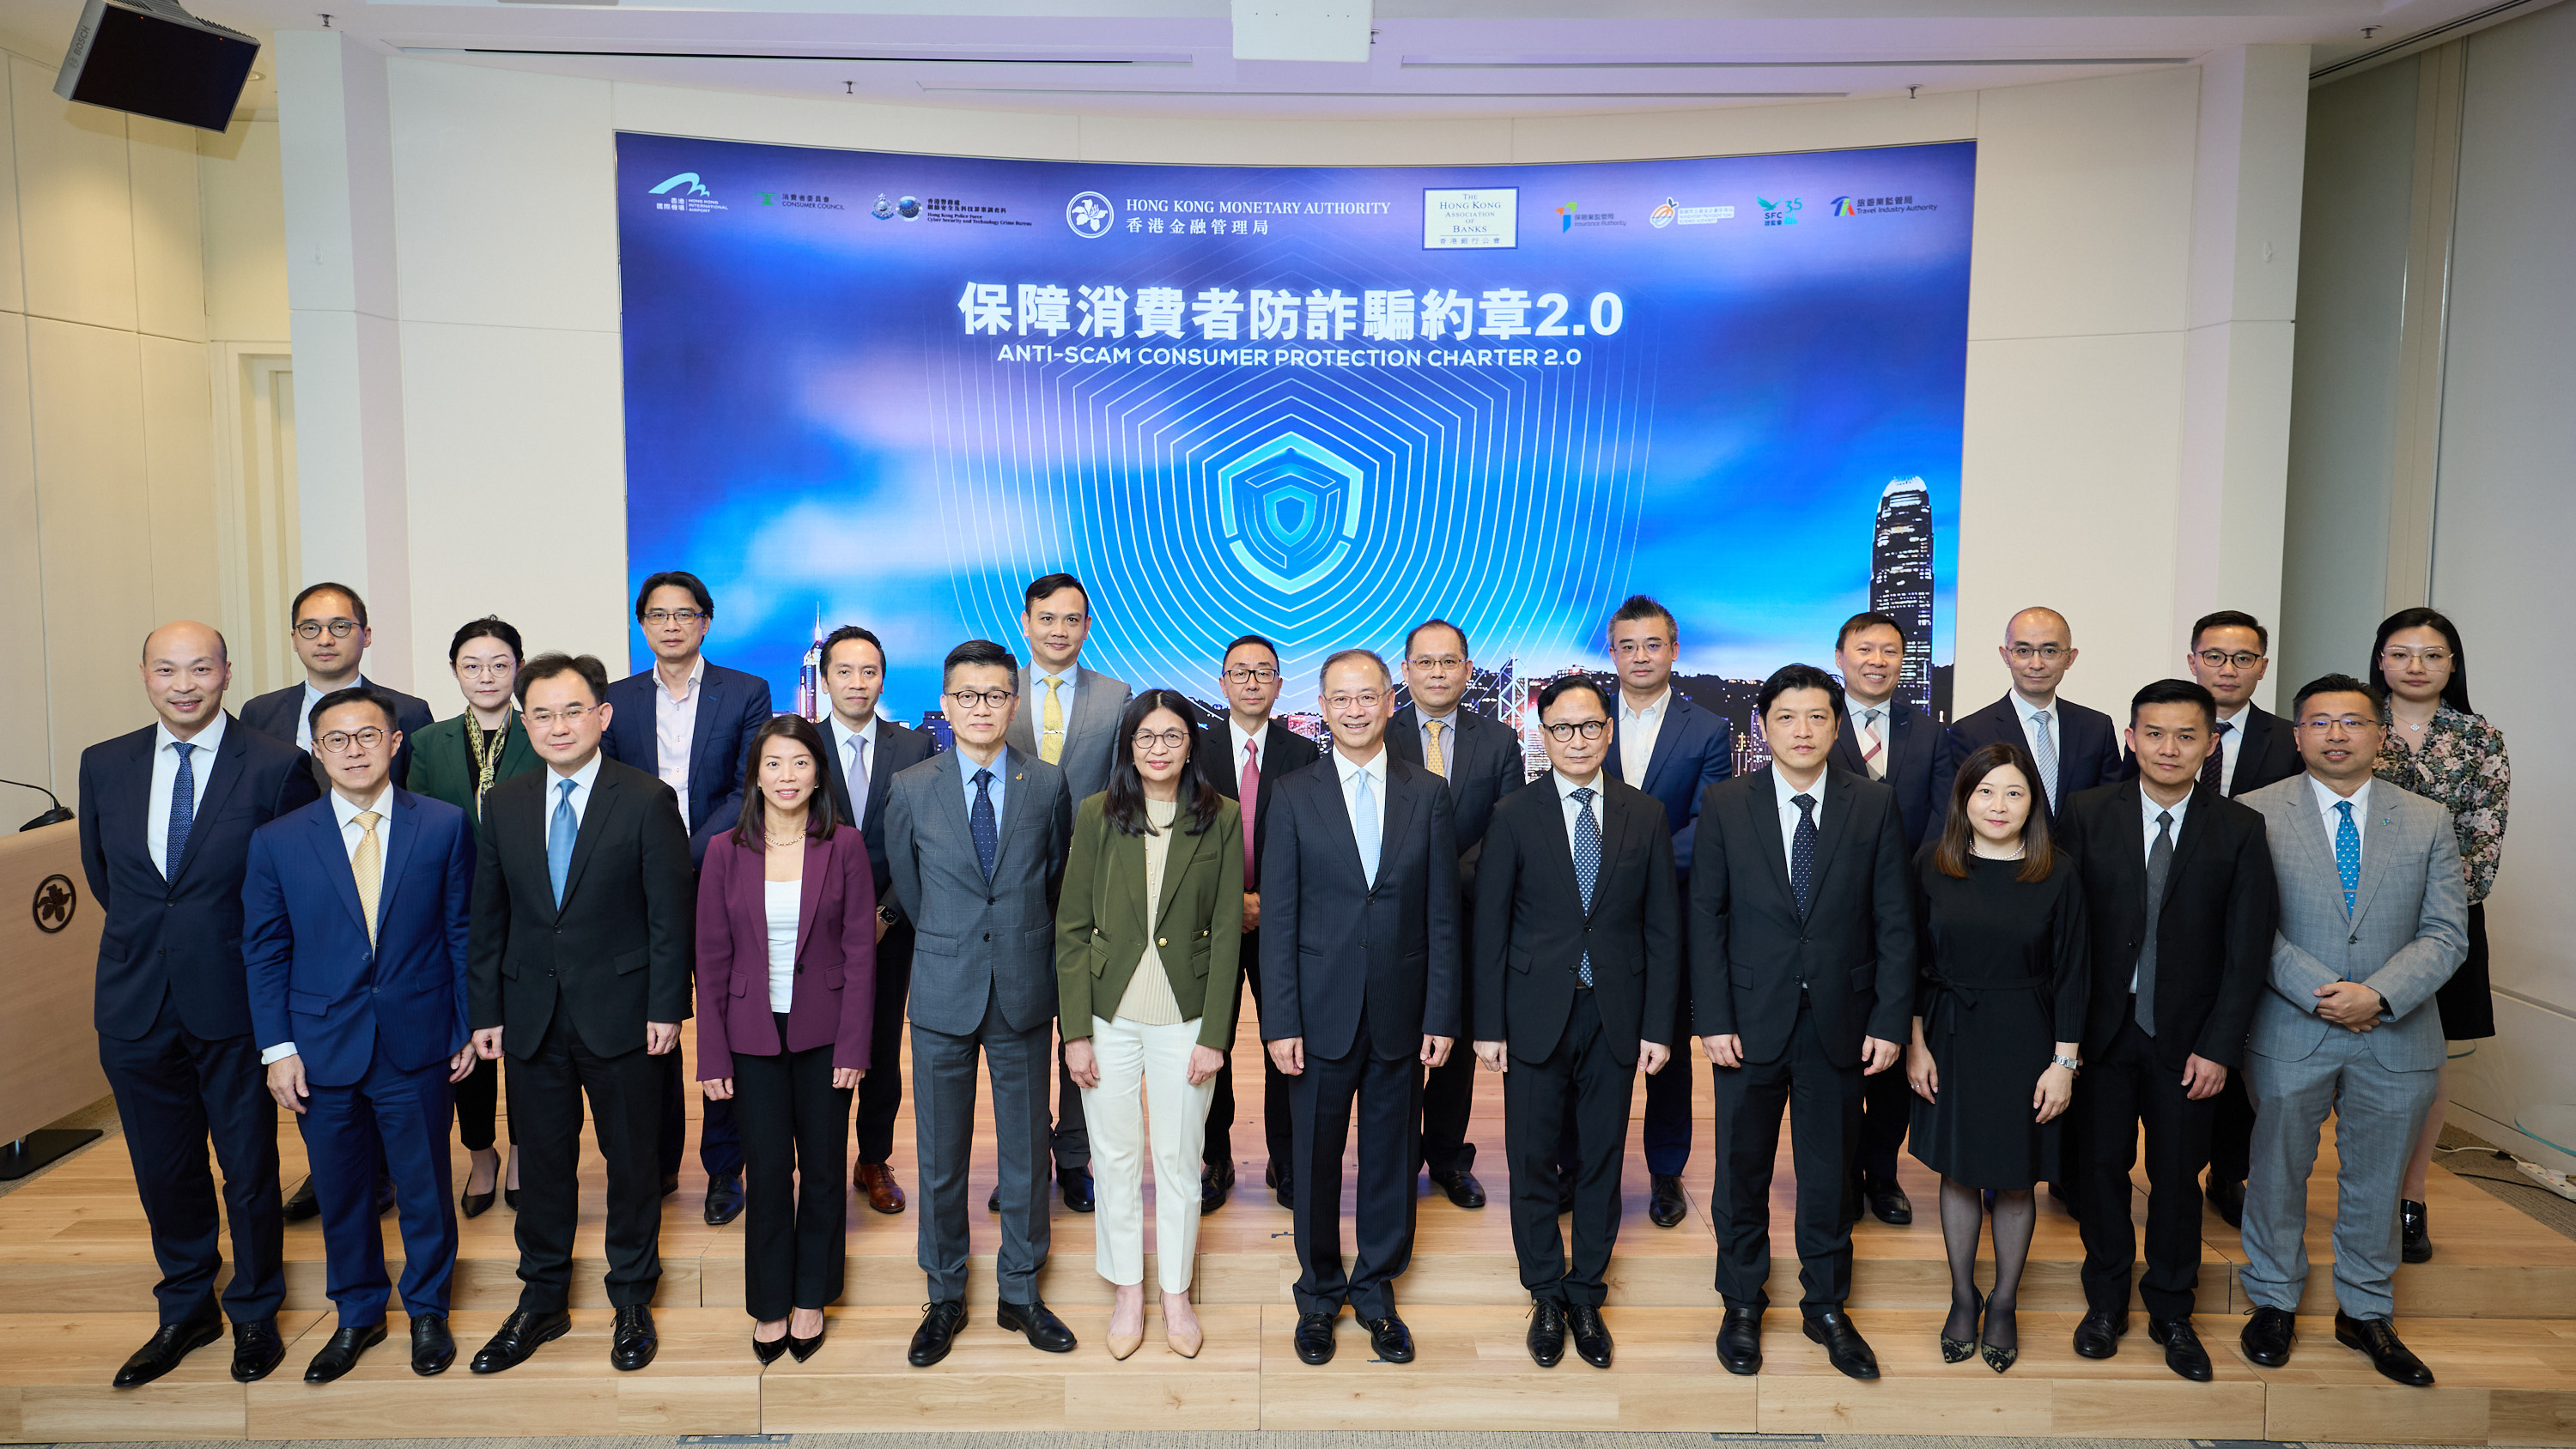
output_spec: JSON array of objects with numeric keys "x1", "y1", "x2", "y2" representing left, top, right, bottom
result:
[
  {"x1": 1066, "y1": 191, "x2": 1115, "y2": 238},
  {"x1": 648, "y1": 172, "x2": 726, "y2": 214},
  {"x1": 1217, "y1": 433, "x2": 1364, "y2": 594}
]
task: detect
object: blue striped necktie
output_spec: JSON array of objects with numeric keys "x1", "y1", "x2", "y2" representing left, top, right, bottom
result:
[
  {"x1": 1571, "y1": 785, "x2": 1599, "y2": 987},
  {"x1": 548, "y1": 779, "x2": 577, "y2": 906},
  {"x1": 165, "y1": 741, "x2": 197, "y2": 876}
]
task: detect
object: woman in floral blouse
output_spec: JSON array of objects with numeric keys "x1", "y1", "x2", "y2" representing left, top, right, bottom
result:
[{"x1": 2371, "y1": 606, "x2": 2509, "y2": 1266}]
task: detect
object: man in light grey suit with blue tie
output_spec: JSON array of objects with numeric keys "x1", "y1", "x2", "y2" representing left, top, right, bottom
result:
[
  {"x1": 2235, "y1": 673, "x2": 2466, "y2": 1387},
  {"x1": 887, "y1": 639, "x2": 1078, "y2": 1368},
  {"x1": 1003, "y1": 572, "x2": 1132, "y2": 1208}
]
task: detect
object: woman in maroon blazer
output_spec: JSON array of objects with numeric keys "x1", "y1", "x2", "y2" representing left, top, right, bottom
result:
[{"x1": 696, "y1": 715, "x2": 877, "y2": 1363}]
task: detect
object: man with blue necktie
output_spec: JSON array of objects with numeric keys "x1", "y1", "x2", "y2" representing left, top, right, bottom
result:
[
  {"x1": 1936, "y1": 607, "x2": 2123, "y2": 828},
  {"x1": 80, "y1": 621, "x2": 320, "y2": 1388},
  {"x1": 242, "y1": 688, "x2": 479, "y2": 1380}
]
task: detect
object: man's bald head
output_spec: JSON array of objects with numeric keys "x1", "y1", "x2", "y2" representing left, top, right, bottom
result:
[
  {"x1": 1999, "y1": 606, "x2": 2080, "y2": 704},
  {"x1": 2003, "y1": 607, "x2": 2071, "y2": 647},
  {"x1": 142, "y1": 621, "x2": 228, "y2": 665},
  {"x1": 139, "y1": 621, "x2": 233, "y2": 737}
]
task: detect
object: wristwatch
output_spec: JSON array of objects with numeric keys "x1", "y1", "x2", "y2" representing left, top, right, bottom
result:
[
  {"x1": 878, "y1": 905, "x2": 897, "y2": 925},
  {"x1": 2050, "y1": 1053, "x2": 2082, "y2": 1074}
]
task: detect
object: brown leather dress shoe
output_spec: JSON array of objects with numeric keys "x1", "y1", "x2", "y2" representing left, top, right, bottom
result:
[{"x1": 855, "y1": 1161, "x2": 907, "y2": 1215}]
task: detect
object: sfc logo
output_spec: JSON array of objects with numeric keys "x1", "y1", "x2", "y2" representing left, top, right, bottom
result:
[
  {"x1": 1066, "y1": 191, "x2": 1115, "y2": 239},
  {"x1": 1218, "y1": 433, "x2": 1364, "y2": 594}
]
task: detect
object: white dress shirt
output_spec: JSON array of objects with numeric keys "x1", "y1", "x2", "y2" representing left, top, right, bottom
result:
[
  {"x1": 547, "y1": 751, "x2": 606, "y2": 834},
  {"x1": 2308, "y1": 774, "x2": 2373, "y2": 853},
  {"x1": 2212, "y1": 703, "x2": 2249, "y2": 795},
  {"x1": 1229, "y1": 719, "x2": 1263, "y2": 776},
  {"x1": 2134, "y1": 786, "x2": 2191, "y2": 992},
  {"x1": 764, "y1": 879, "x2": 800, "y2": 1013},
  {"x1": 148, "y1": 712, "x2": 230, "y2": 880},
  {"x1": 1335, "y1": 747, "x2": 1388, "y2": 886},
  {"x1": 1416, "y1": 707, "x2": 1461, "y2": 775},
  {"x1": 654, "y1": 656, "x2": 706, "y2": 830},
  {"x1": 1036, "y1": 670, "x2": 1078, "y2": 746},
  {"x1": 1618, "y1": 688, "x2": 1670, "y2": 785},
  {"x1": 828, "y1": 712, "x2": 879, "y2": 818},
  {"x1": 2014, "y1": 695, "x2": 2061, "y2": 761},
  {"x1": 1772, "y1": 765, "x2": 1827, "y2": 860},
  {"x1": 1552, "y1": 768, "x2": 1607, "y2": 856},
  {"x1": 1845, "y1": 697, "x2": 1893, "y2": 780},
  {"x1": 263, "y1": 785, "x2": 396, "y2": 1064}
]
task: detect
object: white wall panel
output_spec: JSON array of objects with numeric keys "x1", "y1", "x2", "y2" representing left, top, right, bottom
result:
[
  {"x1": 1510, "y1": 92, "x2": 1978, "y2": 166},
  {"x1": 199, "y1": 119, "x2": 292, "y2": 344},
  {"x1": 0, "y1": 59, "x2": 25, "y2": 317},
  {"x1": 127, "y1": 116, "x2": 207, "y2": 343},
  {"x1": 141, "y1": 333, "x2": 219, "y2": 627},
  {"x1": 10, "y1": 56, "x2": 135, "y2": 333},
  {"x1": 612, "y1": 82, "x2": 1082, "y2": 164},
  {"x1": 0, "y1": 312, "x2": 42, "y2": 790}
]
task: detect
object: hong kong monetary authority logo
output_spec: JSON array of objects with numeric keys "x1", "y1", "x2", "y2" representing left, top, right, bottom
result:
[
  {"x1": 1217, "y1": 433, "x2": 1364, "y2": 593},
  {"x1": 1066, "y1": 191, "x2": 1115, "y2": 238}
]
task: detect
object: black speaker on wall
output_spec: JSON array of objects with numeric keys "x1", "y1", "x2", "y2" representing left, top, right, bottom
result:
[{"x1": 53, "y1": 0, "x2": 258, "y2": 133}]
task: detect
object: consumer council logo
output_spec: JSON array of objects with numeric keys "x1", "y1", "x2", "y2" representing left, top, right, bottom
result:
[
  {"x1": 1066, "y1": 191, "x2": 1115, "y2": 238},
  {"x1": 648, "y1": 172, "x2": 726, "y2": 214},
  {"x1": 1218, "y1": 433, "x2": 1364, "y2": 594},
  {"x1": 1649, "y1": 197, "x2": 1678, "y2": 228}
]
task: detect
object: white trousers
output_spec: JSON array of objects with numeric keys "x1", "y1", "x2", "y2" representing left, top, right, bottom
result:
[{"x1": 1082, "y1": 1013, "x2": 1213, "y2": 1294}]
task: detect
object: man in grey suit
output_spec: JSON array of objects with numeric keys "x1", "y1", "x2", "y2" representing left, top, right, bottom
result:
[
  {"x1": 1003, "y1": 572, "x2": 1131, "y2": 1210},
  {"x1": 886, "y1": 639, "x2": 1078, "y2": 1367},
  {"x1": 2235, "y1": 673, "x2": 2466, "y2": 1387}
]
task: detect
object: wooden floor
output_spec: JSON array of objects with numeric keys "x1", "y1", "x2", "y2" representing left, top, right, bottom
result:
[{"x1": 4, "y1": 1014, "x2": 2573, "y2": 1443}]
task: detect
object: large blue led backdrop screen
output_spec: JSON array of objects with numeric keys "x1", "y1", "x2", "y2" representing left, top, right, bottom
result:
[{"x1": 615, "y1": 133, "x2": 1972, "y2": 765}]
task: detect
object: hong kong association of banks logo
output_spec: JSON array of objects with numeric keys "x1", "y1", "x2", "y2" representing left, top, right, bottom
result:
[
  {"x1": 1217, "y1": 433, "x2": 1364, "y2": 593},
  {"x1": 1066, "y1": 191, "x2": 1115, "y2": 238}
]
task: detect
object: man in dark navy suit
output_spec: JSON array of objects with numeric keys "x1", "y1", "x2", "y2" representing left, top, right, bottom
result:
[
  {"x1": 1603, "y1": 595, "x2": 1733, "y2": 1228},
  {"x1": 79, "y1": 621, "x2": 319, "y2": 1388},
  {"x1": 2122, "y1": 610, "x2": 2302, "y2": 1228},
  {"x1": 698, "y1": 625, "x2": 935, "y2": 1216},
  {"x1": 599, "y1": 569, "x2": 772, "y2": 1225},
  {"x1": 1388, "y1": 618, "x2": 1530, "y2": 1211},
  {"x1": 1828, "y1": 611, "x2": 1941, "y2": 1228},
  {"x1": 235, "y1": 582, "x2": 434, "y2": 788},
  {"x1": 1935, "y1": 607, "x2": 2124, "y2": 828},
  {"x1": 242, "y1": 687, "x2": 479, "y2": 1381}
]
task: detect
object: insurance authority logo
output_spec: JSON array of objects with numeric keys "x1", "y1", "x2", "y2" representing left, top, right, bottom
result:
[
  {"x1": 1217, "y1": 433, "x2": 1364, "y2": 594},
  {"x1": 1066, "y1": 191, "x2": 1115, "y2": 238}
]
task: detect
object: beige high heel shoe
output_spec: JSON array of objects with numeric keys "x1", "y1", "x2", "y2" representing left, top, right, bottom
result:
[
  {"x1": 1108, "y1": 1327, "x2": 1145, "y2": 1361},
  {"x1": 1163, "y1": 1297, "x2": 1203, "y2": 1359}
]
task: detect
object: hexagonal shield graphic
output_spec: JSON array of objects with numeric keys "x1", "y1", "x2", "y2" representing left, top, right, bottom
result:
[{"x1": 1215, "y1": 433, "x2": 1364, "y2": 593}]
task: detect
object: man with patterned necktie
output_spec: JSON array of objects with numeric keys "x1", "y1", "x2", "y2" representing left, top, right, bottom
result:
[
  {"x1": 242, "y1": 688, "x2": 479, "y2": 1382},
  {"x1": 1004, "y1": 573, "x2": 1131, "y2": 1210},
  {"x1": 81, "y1": 621, "x2": 320, "y2": 1389},
  {"x1": 465, "y1": 653, "x2": 695, "y2": 1377},
  {"x1": 2233, "y1": 674, "x2": 2466, "y2": 1388}
]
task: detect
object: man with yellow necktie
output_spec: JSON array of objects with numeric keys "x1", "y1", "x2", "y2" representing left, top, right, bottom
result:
[
  {"x1": 1003, "y1": 573, "x2": 1132, "y2": 1210},
  {"x1": 242, "y1": 687, "x2": 480, "y2": 1382},
  {"x1": 1387, "y1": 619, "x2": 1531, "y2": 1210}
]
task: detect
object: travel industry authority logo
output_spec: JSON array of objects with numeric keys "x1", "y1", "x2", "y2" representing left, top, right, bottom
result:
[
  {"x1": 648, "y1": 173, "x2": 726, "y2": 214},
  {"x1": 1217, "y1": 433, "x2": 1365, "y2": 594},
  {"x1": 1066, "y1": 191, "x2": 1115, "y2": 238}
]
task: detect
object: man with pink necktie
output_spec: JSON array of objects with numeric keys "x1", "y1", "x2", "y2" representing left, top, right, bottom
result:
[{"x1": 1204, "y1": 634, "x2": 1320, "y2": 1211}]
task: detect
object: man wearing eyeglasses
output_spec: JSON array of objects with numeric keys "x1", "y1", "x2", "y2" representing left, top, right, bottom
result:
[
  {"x1": 2233, "y1": 675, "x2": 2466, "y2": 1388},
  {"x1": 1264, "y1": 649, "x2": 1461, "y2": 1367},
  {"x1": 1203, "y1": 634, "x2": 1321, "y2": 1211},
  {"x1": 1471, "y1": 675, "x2": 1680, "y2": 1371},
  {"x1": 1937, "y1": 608, "x2": 2124, "y2": 833},
  {"x1": 884, "y1": 640, "x2": 1078, "y2": 1367},
  {"x1": 241, "y1": 688, "x2": 478, "y2": 1381},
  {"x1": 2123, "y1": 610, "x2": 2302, "y2": 1228},
  {"x1": 464, "y1": 653, "x2": 696, "y2": 1376},
  {"x1": 235, "y1": 581, "x2": 429, "y2": 1226},
  {"x1": 238, "y1": 581, "x2": 435, "y2": 788},
  {"x1": 1388, "y1": 618, "x2": 1530, "y2": 1212},
  {"x1": 600, "y1": 569, "x2": 773, "y2": 1226}
]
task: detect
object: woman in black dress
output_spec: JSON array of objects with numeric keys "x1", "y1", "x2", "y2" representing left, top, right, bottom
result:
[{"x1": 1905, "y1": 741, "x2": 2088, "y2": 1373}]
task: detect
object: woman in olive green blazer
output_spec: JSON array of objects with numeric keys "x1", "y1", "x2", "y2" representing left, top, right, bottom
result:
[
  {"x1": 1057, "y1": 689, "x2": 1243, "y2": 1361},
  {"x1": 408, "y1": 616, "x2": 542, "y2": 1216}
]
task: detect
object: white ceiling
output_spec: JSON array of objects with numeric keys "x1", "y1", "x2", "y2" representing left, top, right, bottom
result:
[{"x1": 0, "y1": 0, "x2": 2553, "y2": 119}]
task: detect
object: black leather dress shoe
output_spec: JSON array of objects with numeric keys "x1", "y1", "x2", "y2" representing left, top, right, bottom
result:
[
  {"x1": 1526, "y1": 1300, "x2": 1566, "y2": 1367},
  {"x1": 1059, "y1": 1166, "x2": 1095, "y2": 1213},
  {"x1": 611, "y1": 1305, "x2": 658, "y2": 1371},
  {"x1": 2400, "y1": 1198, "x2": 2433, "y2": 1264},
  {"x1": 112, "y1": 1310, "x2": 222, "y2": 1387},
  {"x1": 1430, "y1": 1167, "x2": 1485, "y2": 1210},
  {"x1": 2205, "y1": 1175, "x2": 2245, "y2": 1228},
  {"x1": 1293, "y1": 1311, "x2": 1336, "y2": 1365},
  {"x1": 1566, "y1": 1302, "x2": 1613, "y2": 1369},
  {"x1": 703, "y1": 1173, "x2": 744, "y2": 1227},
  {"x1": 461, "y1": 1186, "x2": 495, "y2": 1219},
  {"x1": 752, "y1": 1331, "x2": 787, "y2": 1366},
  {"x1": 469, "y1": 1307, "x2": 572, "y2": 1374},
  {"x1": 303, "y1": 1323, "x2": 386, "y2": 1383},
  {"x1": 2148, "y1": 1316, "x2": 2213, "y2": 1381},
  {"x1": 2239, "y1": 1305, "x2": 2296, "y2": 1367},
  {"x1": 2336, "y1": 1310, "x2": 2434, "y2": 1385},
  {"x1": 503, "y1": 1186, "x2": 519, "y2": 1212},
  {"x1": 908, "y1": 1300, "x2": 967, "y2": 1367},
  {"x1": 660, "y1": 1173, "x2": 680, "y2": 1198},
  {"x1": 1802, "y1": 1310, "x2": 1880, "y2": 1380},
  {"x1": 988, "y1": 1185, "x2": 1001, "y2": 1213},
  {"x1": 283, "y1": 1176, "x2": 321, "y2": 1222},
  {"x1": 2072, "y1": 1307, "x2": 2128, "y2": 1359},
  {"x1": 997, "y1": 1298, "x2": 1077, "y2": 1353},
  {"x1": 1715, "y1": 1307, "x2": 1763, "y2": 1375},
  {"x1": 410, "y1": 1315, "x2": 455, "y2": 1376},
  {"x1": 1200, "y1": 1161, "x2": 1235, "y2": 1216},
  {"x1": 1859, "y1": 1175, "x2": 1913, "y2": 1226},
  {"x1": 1648, "y1": 1173, "x2": 1687, "y2": 1228},
  {"x1": 230, "y1": 1318, "x2": 285, "y2": 1383},
  {"x1": 1361, "y1": 1314, "x2": 1415, "y2": 1363},
  {"x1": 1266, "y1": 1160, "x2": 1294, "y2": 1209},
  {"x1": 786, "y1": 1324, "x2": 826, "y2": 1363}
]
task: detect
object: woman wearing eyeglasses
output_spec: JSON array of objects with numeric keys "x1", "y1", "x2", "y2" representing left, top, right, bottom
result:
[
  {"x1": 1055, "y1": 690, "x2": 1244, "y2": 1360},
  {"x1": 2369, "y1": 608, "x2": 2509, "y2": 1264},
  {"x1": 407, "y1": 616, "x2": 541, "y2": 1217}
]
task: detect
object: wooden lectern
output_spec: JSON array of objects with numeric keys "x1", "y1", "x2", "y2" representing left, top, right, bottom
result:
[{"x1": 0, "y1": 821, "x2": 107, "y2": 1178}]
